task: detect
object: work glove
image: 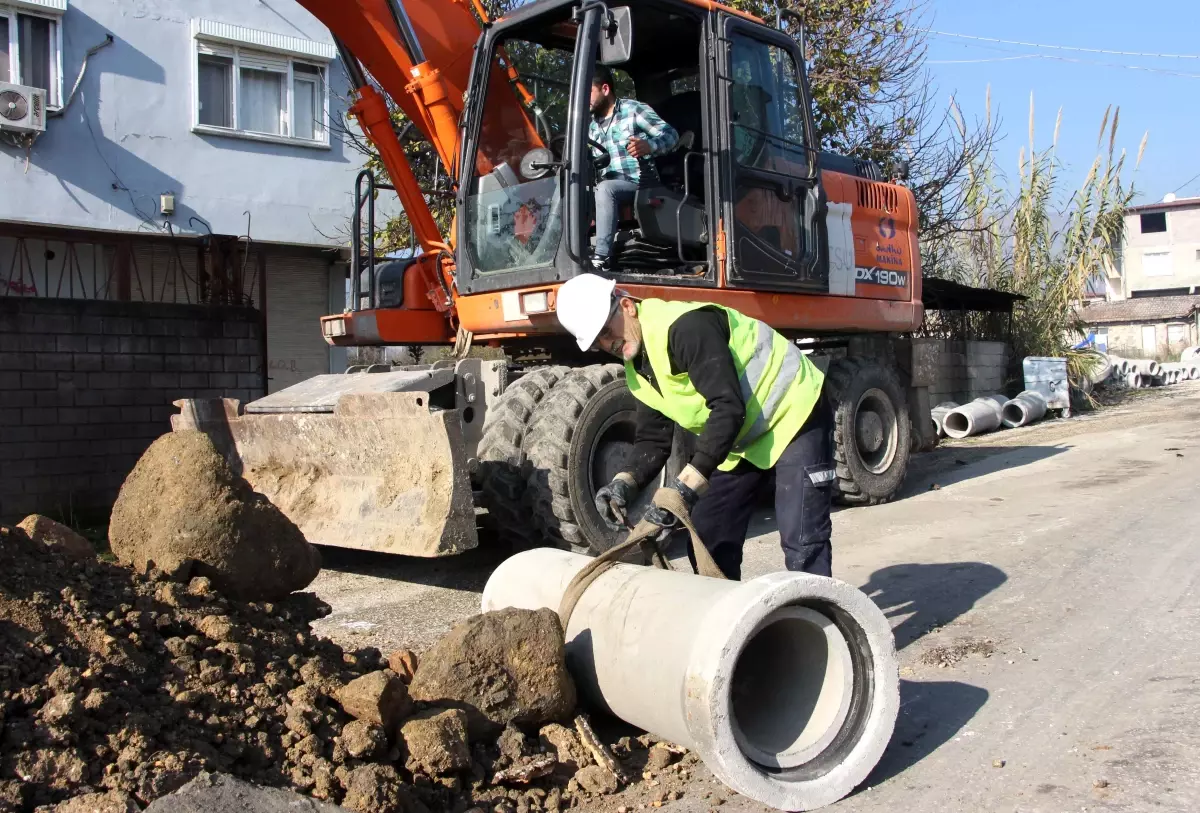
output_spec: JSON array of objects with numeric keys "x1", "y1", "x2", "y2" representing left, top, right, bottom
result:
[
  {"x1": 595, "y1": 472, "x2": 639, "y2": 531},
  {"x1": 642, "y1": 465, "x2": 709, "y2": 542}
]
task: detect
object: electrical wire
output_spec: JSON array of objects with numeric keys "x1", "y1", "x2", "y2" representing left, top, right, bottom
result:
[
  {"x1": 1172, "y1": 171, "x2": 1200, "y2": 196},
  {"x1": 922, "y1": 29, "x2": 1200, "y2": 60},
  {"x1": 928, "y1": 41, "x2": 1200, "y2": 79}
]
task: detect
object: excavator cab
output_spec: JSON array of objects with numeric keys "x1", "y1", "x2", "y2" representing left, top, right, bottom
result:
[{"x1": 456, "y1": 0, "x2": 826, "y2": 294}]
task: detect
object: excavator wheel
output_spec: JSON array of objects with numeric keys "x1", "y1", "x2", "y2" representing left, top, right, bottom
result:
[
  {"x1": 522, "y1": 365, "x2": 645, "y2": 554},
  {"x1": 476, "y1": 366, "x2": 569, "y2": 549},
  {"x1": 825, "y1": 357, "x2": 910, "y2": 506}
]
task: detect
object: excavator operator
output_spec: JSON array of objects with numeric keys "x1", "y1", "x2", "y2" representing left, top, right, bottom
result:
[
  {"x1": 588, "y1": 65, "x2": 678, "y2": 272},
  {"x1": 556, "y1": 273, "x2": 836, "y2": 579}
]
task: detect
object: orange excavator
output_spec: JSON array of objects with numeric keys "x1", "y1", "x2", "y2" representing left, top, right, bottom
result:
[{"x1": 173, "y1": 0, "x2": 932, "y2": 557}]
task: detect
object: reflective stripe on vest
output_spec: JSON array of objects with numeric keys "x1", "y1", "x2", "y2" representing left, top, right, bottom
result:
[{"x1": 623, "y1": 299, "x2": 824, "y2": 471}]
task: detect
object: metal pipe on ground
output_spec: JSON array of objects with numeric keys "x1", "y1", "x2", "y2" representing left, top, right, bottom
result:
[
  {"x1": 482, "y1": 549, "x2": 900, "y2": 812},
  {"x1": 1001, "y1": 391, "x2": 1049, "y2": 428},
  {"x1": 930, "y1": 402, "x2": 959, "y2": 438},
  {"x1": 942, "y1": 397, "x2": 1004, "y2": 439}
]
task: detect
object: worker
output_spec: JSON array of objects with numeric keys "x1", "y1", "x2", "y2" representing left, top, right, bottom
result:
[
  {"x1": 555, "y1": 273, "x2": 835, "y2": 579},
  {"x1": 588, "y1": 65, "x2": 678, "y2": 272}
]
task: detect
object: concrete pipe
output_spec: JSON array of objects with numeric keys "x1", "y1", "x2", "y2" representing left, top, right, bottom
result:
[
  {"x1": 975, "y1": 394, "x2": 1009, "y2": 420},
  {"x1": 930, "y1": 401, "x2": 959, "y2": 438},
  {"x1": 1126, "y1": 372, "x2": 1142, "y2": 389},
  {"x1": 942, "y1": 398, "x2": 1003, "y2": 439},
  {"x1": 1129, "y1": 359, "x2": 1159, "y2": 377},
  {"x1": 1001, "y1": 390, "x2": 1049, "y2": 428},
  {"x1": 482, "y1": 549, "x2": 899, "y2": 812},
  {"x1": 1087, "y1": 354, "x2": 1113, "y2": 385},
  {"x1": 1188, "y1": 364, "x2": 1200, "y2": 381},
  {"x1": 1182, "y1": 346, "x2": 1199, "y2": 362}
]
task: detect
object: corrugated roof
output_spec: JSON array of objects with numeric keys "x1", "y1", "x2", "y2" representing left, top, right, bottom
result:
[{"x1": 1079, "y1": 295, "x2": 1200, "y2": 324}]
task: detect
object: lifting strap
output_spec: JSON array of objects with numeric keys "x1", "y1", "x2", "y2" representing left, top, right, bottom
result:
[{"x1": 558, "y1": 487, "x2": 727, "y2": 630}]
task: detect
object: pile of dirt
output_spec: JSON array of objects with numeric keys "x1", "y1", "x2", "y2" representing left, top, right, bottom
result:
[
  {"x1": 0, "y1": 522, "x2": 704, "y2": 813},
  {"x1": 107, "y1": 431, "x2": 320, "y2": 602}
]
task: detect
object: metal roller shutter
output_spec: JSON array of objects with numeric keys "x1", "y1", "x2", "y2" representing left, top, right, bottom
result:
[{"x1": 265, "y1": 255, "x2": 332, "y2": 393}]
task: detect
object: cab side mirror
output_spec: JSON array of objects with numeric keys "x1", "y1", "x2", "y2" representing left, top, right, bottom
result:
[{"x1": 599, "y1": 6, "x2": 633, "y2": 65}]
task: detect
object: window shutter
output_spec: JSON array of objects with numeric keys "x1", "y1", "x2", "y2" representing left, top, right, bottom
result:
[
  {"x1": 238, "y1": 49, "x2": 289, "y2": 73},
  {"x1": 197, "y1": 40, "x2": 235, "y2": 59}
]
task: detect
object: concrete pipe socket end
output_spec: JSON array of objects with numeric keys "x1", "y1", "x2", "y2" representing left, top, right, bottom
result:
[
  {"x1": 1001, "y1": 391, "x2": 1048, "y2": 429},
  {"x1": 942, "y1": 399, "x2": 1003, "y2": 439},
  {"x1": 481, "y1": 552, "x2": 900, "y2": 811}
]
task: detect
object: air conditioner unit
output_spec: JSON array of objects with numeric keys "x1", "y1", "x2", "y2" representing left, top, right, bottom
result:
[{"x1": 0, "y1": 82, "x2": 47, "y2": 134}]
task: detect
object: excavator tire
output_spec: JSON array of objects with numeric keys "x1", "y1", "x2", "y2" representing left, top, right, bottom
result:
[
  {"x1": 825, "y1": 357, "x2": 910, "y2": 506},
  {"x1": 522, "y1": 364, "x2": 636, "y2": 554},
  {"x1": 476, "y1": 366, "x2": 569, "y2": 549}
]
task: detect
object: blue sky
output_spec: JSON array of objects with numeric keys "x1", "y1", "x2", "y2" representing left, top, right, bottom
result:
[{"x1": 922, "y1": 0, "x2": 1198, "y2": 206}]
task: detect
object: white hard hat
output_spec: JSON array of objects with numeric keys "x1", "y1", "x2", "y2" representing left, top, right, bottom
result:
[{"x1": 556, "y1": 273, "x2": 617, "y2": 351}]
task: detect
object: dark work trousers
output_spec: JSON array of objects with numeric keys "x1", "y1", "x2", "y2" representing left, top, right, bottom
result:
[{"x1": 685, "y1": 390, "x2": 835, "y2": 580}]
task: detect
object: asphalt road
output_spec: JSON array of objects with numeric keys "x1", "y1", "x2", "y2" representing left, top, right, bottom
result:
[{"x1": 311, "y1": 383, "x2": 1200, "y2": 812}]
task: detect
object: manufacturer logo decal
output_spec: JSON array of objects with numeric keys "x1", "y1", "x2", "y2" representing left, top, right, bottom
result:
[
  {"x1": 856, "y1": 267, "x2": 909, "y2": 288},
  {"x1": 878, "y1": 217, "x2": 897, "y2": 239}
]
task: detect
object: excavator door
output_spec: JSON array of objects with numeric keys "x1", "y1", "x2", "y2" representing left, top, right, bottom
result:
[{"x1": 716, "y1": 15, "x2": 826, "y2": 291}]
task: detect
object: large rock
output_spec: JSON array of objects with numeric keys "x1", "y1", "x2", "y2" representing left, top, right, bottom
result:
[
  {"x1": 108, "y1": 431, "x2": 321, "y2": 601},
  {"x1": 408, "y1": 608, "x2": 576, "y2": 739},
  {"x1": 142, "y1": 773, "x2": 348, "y2": 812},
  {"x1": 339, "y1": 720, "x2": 387, "y2": 760},
  {"x1": 17, "y1": 515, "x2": 93, "y2": 560},
  {"x1": 337, "y1": 670, "x2": 412, "y2": 731},
  {"x1": 338, "y1": 764, "x2": 417, "y2": 813},
  {"x1": 400, "y1": 708, "x2": 471, "y2": 776}
]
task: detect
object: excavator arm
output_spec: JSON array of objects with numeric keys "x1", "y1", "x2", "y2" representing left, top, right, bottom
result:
[{"x1": 297, "y1": 1, "x2": 541, "y2": 257}]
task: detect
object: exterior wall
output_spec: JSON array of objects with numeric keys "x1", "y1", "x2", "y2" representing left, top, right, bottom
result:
[
  {"x1": 1100, "y1": 321, "x2": 1199, "y2": 359},
  {"x1": 0, "y1": 0, "x2": 361, "y2": 246},
  {"x1": 1121, "y1": 205, "x2": 1200, "y2": 295},
  {"x1": 927, "y1": 340, "x2": 1011, "y2": 405},
  {"x1": 0, "y1": 297, "x2": 264, "y2": 523},
  {"x1": 0, "y1": 224, "x2": 346, "y2": 391}
]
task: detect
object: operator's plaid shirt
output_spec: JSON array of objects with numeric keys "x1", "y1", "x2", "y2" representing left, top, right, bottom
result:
[{"x1": 589, "y1": 98, "x2": 679, "y2": 185}]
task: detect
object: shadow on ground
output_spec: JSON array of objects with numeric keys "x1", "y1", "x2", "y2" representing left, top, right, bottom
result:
[
  {"x1": 897, "y1": 444, "x2": 1071, "y2": 499},
  {"x1": 315, "y1": 536, "x2": 509, "y2": 593},
  {"x1": 859, "y1": 561, "x2": 1008, "y2": 649},
  {"x1": 859, "y1": 679, "x2": 990, "y2": 789}
]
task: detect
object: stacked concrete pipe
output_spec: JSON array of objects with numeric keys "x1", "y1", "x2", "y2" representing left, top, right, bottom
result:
[
  {"x1": 1182, "y1": 346, "x2": 1199, "y2": 362},
  {"x1": 1001, "y1": 390, "x2": 1049, "y2": 428},
  {"x1": 1125, "y1": 371, "x2": 1143, "y2": 389},
  {"x1": 1129, "y1": 359, "x2": 1161, "y2": 378},
  {"x1": 482, "y1": 550, "x2": 899, "y2": 811},
  {"x1": 942, "y1": 395, "x2": 1005, "y2": 439},
  {"x1": 930, "y1": 402, "x2": 959, "y2": 438}
]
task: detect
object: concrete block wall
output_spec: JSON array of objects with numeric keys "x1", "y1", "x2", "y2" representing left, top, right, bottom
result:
[
  {"x1": 927, "y1": 340, "x2": 1011, "y2": 405},
  {"x1": 0, "y1": 298, "x2": 264, "y2": 522}
]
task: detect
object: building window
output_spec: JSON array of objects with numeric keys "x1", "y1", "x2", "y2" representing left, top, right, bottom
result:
[
  {"x1": 1143, "y1": 251, "x2": 1172, "y2": 277},
  {"x1": 1140, "y1": 212, "x2": 1167, "y2": 233},
  {"x1": 192, "y1": 20, "x2": 333, "y2": 147},
  {"x1": 0, "y1": 5, "x2": 63, "y2": 107},
  {"x1": 1167, "y1": 324, "x2": 1188, "y2": 347}
]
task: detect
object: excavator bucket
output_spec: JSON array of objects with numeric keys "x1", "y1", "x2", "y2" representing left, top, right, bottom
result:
[{"x1": 170, "y1": 364, "x2": 502, "y2": 557}]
